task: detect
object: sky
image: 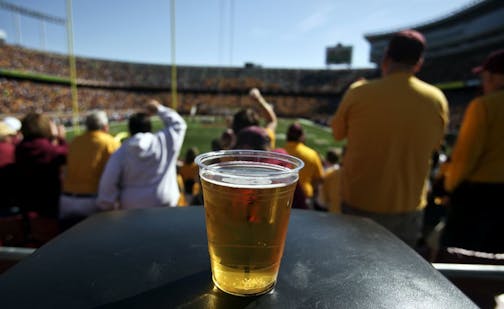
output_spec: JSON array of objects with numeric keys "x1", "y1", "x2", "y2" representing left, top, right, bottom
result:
[{"x1": 0, "y1": 0, "x2": 476, "y2": 69}]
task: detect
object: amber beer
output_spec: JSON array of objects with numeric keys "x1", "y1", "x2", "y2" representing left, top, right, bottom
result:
[{"x1": 196, "y1": 150, "x2": 303, "y2": 296}]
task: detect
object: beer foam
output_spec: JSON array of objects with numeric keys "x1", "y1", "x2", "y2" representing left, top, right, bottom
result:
[
  {"x1": 201, "y1": 161, "x2": 297, "y2": 188},
  {"x1": 202, "y1": 175, "x2": 291, "y2": 189},
  {"x1": 222, "y1": 177, "x2": 272, "y2": 186}
]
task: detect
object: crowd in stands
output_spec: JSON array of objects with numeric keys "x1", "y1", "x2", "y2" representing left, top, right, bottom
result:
[
  {"x1": 1, "y1": 43, "x2": 366, "y2": 127},
  {"x1": 0, "y1": 44, "x2": 374, "y2": 94},
  {"x1": 0, "y1": 78, "x2": 337, "y2": 124}
]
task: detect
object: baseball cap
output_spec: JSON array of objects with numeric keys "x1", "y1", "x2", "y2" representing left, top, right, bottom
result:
[
  {"x1": 3, "y1": 116, "x2": 21, "y2": 132},
  {"x1": 472, "y1": 49, "x2": 504, "y2": 74},
  {"x1": 234, "y1": 126, "x2": 270, "y2": 150},
  {"x1": 385, "y1": 29, "x2": 426, "y2": 65},
  {"x1": 0, "y1": 121, "x2": 16, "y2": 138}
]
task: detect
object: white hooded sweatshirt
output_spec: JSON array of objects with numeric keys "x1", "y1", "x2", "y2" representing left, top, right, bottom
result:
[{"x1": 97, "y1": 105, "x2": 187, "y2": 210}]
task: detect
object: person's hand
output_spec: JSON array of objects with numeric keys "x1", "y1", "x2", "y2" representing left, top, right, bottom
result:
[
  {"x1": 49, "y1": 120, "x2": 58, "y2": 137},
  {"x1": 57, "y1": 124, "x2": 66, "y2": 139},
  {"x1": 146, "y1": 99, "x2": 161, "y2": 115},
  {"x1": 249, "y1": 88, "x2": 261, "y2": 100}
]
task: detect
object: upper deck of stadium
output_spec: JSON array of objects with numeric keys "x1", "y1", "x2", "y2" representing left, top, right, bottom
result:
[{"x1": 365, "y1": 0, "x2": 504, "y2": 83}]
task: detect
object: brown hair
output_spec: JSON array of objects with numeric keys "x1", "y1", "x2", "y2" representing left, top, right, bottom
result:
[
  {"x1": 184, "y1": 147, "x2": 200, "y2": 164},
  {"x1": 21, "y1": 112, "x2": 52, "y2": 139},
  {"x1": 385, "y1": 29, "x2": 426, "y2": 65},
  {"x1": 232, "y1": 108, "x2": 260, "y2": 134},
  {"x1": 287, "y1": 122, "x2": 304, "y2": 142}
]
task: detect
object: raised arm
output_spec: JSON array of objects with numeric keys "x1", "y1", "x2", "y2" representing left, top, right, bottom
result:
[
  {"x1": 147, "y1": 100, "x2": 187, "y2": 135},
  {"x1": 249, "y1": 88, "x2": 277, "y2": 132},
  {"x1": 147, "y1": 100, "x2": 187, "y2": 152}
]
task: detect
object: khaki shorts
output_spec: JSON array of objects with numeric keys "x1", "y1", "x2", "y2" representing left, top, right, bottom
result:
[{"x1": 342, "y1": 202, "x2": 423, "y2": 247}]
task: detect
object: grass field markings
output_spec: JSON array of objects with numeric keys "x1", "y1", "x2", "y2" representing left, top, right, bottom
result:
[
  {"x1": 298, "y1": 119, "x2": 313, "y2": 126},
  {"x1": 314, "y1": 138, "x2": 331, "y2": 145},
  {"x1": 65, "y1": 116, "x2": 339, "y2": 158},
  {"x1": 320, "y1": 126, "x2": 332, "y2": 133}
]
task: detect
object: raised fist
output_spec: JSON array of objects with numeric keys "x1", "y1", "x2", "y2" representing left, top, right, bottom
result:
[{"x1": 249, "y1": 88, "x2": 261, "y2": 99}]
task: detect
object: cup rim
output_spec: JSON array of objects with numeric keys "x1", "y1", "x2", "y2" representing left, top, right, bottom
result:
[{"x1": 195, "y1": 149, "x2": 304, "y2": 177}]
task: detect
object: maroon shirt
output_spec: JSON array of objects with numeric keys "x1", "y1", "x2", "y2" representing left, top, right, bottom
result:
[
  {"x1": 15, "y1": 137, "x2": 67, "y2": 217},
  {"x1": 0, "y1": 141, "x2": 15, "y2": 168},
  {"x1": 0, "y1": 141, "x2": 16, "y2": 209}
]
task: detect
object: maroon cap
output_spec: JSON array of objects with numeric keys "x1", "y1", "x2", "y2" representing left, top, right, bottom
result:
[
  {"x1": 472, "y1": 49, "x2": 504, "y2": 74},
  {"x1": 385, "y1": 29, "x2": 426, "y2": 65},
  {"x1": 234, "y1": 126, "x2": 270, "y2": 150}
]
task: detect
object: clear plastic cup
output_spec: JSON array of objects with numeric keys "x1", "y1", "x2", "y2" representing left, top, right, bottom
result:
[{"x1": 196, "y1": 150, "x2": 304, "y2": 296}]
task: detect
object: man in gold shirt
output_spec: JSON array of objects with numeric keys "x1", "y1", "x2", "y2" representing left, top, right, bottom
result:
[
  {"x1": 59, "y1": 110, "x2": 120, "y2": 228},
  {"x1": 284, "y1": 122, "x2": 324, "y2": 208},
  {"x1": 442, "y1": 50, "x2": 504, "y2": 253},
  {"x1": 331, "y1": 30, "x2": 449, "y2": 246}
]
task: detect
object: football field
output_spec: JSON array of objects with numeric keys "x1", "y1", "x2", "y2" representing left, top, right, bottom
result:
[{"x1": 67, "y1": 116, "x2": 345, "y2": 159}]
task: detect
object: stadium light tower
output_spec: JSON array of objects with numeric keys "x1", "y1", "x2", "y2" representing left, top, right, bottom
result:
[
  {"x1": 66, "y1": 0, "x2": 79, "y2": 133},
  {"x1": 170, "y1": 0, "x2": 177, "y2": 109},
  {"x1": 0, "y1": 1, "x2": 65, "y2": 48}
]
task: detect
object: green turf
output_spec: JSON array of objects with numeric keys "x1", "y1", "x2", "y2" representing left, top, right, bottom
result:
[{"x1": 66, "y1": 116, "x2": 345, "y2": 159}]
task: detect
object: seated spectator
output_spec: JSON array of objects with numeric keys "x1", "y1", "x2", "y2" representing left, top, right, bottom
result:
[
  {"x1": 283, "y1": 122, "x2": 324, "y2": 209},
  {"x1": 0, "y1": 121, "x2": 16, "y2": 168},
  {"x1": 176, "y1": 171, "x2": 188, "y2": 207},
  {"x1": 318, "y1": 148, "x2": 342, "y2": 213},
  {"x1": 0, "y1": 121, "x2": 17, "y2": 211},
  {"x1": 179, "y1": 147, "x2": 200, "y2": 204},
  {"x1": 234, "y1": 125, "x2": 307, "y2": 209},
  {"x1": 59, "y1": 110, "x2": 120, "y2": 230},
  {"x1": 219, "y1": 128, "x2": 236, "y2": 150},
  {"x1": 2, "y1": 116, "x2": 22, "y2": 144},
  {"x1": 210, "y1": 138, "x2": 221, "y2": 151},
  {"x1": 15, "y1": 112, "x2": 68, "y2": 218},
  {"x1": 97, "y1": 100, "x2": 187, "y2": 210}
]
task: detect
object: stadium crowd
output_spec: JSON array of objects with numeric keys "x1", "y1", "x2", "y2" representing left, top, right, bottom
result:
[
  {"x1": 1, "y1": 30, "x2": 503, "y2": 277},
  {"x1": 1, "y1": 43, "x2": 478, "y2": 134},
  {"x1": 0, "y1": 44, "x2": 373, "y2": 93}
]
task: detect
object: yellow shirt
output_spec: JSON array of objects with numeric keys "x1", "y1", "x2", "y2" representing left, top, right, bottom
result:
[
  {"x1": 177, "y1": 174, "x2": 188, "y2": 207},
  {"x1": 179, "y1": 162, "x2": 200, "y2": 195},
  {"x1": 321, "y1": 165, "x2": 342, "y2": 213},
  {"x1": 331, "y1": 72, "x2": 449, "y2": 214},
  {"x1": 284, "y1": 141, "x2": 324, "y2": 198},
  {"x1": 265, "y1": 127, "x2": 276, "y2": 149},
  {"x1": 63, "y1": 130, "x2": 120, "y2": 194},
  {"x1": 179, "y1": 162, "x2": 198, "y2": 182},
  {"x1": 445, "y1": 90, "x2": 504, "y2": 191}
]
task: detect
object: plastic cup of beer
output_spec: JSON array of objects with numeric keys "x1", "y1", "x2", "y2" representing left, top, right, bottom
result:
[{"x1": 195, "y1": 150, "x2": 304, "y2": 296}]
